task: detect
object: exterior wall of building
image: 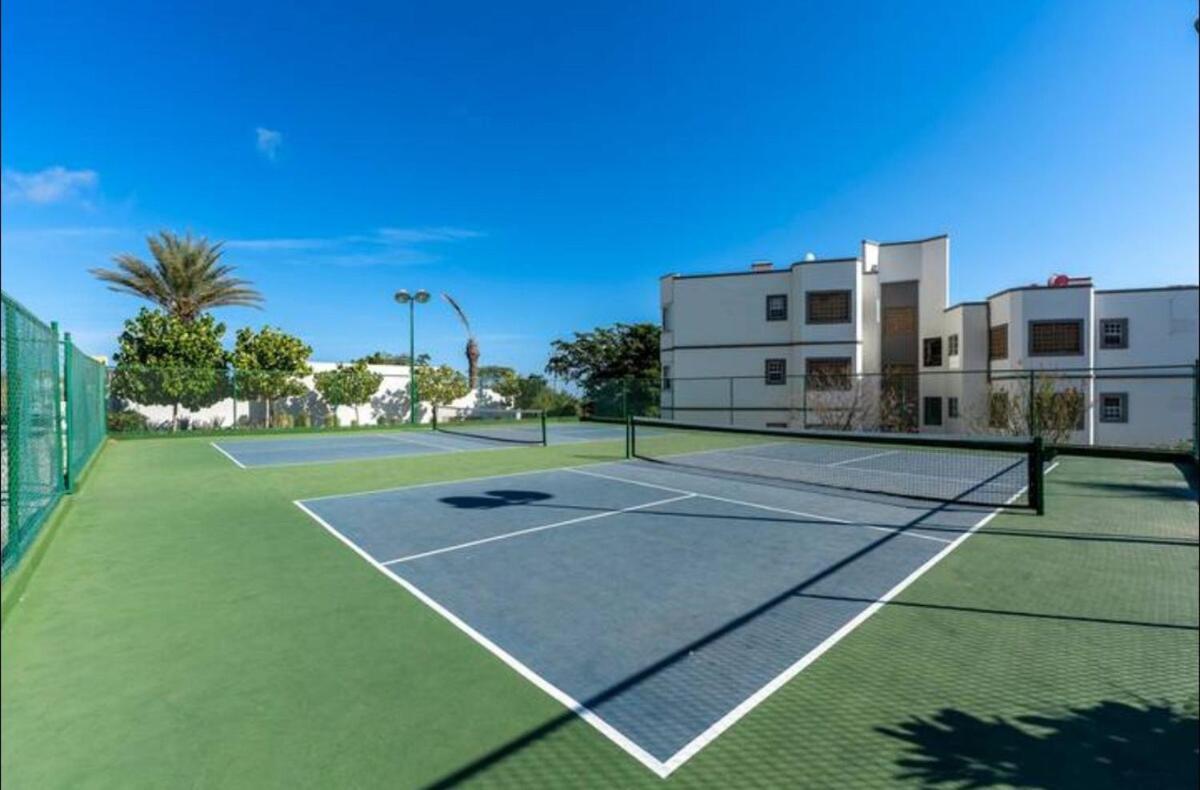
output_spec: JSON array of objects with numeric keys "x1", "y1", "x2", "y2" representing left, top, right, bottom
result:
[{"x1": 660, "y1": 232, "x2": 1196, "y2": 447}]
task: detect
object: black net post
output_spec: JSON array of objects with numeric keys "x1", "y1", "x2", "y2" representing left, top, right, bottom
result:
[
  {"x1": 539, "y1": 409, "x2": 548, "y2": 447},
  {"x1": 624, "y1": 415, "x2": 632, "y2": 459}
]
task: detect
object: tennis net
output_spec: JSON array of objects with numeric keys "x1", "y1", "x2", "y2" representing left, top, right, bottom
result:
[
  {"x1": 630, "y1": 417, "x2": 1044, "y2": 512},
  {"x1": 433, "y1": 406, "x2": 547, "y2": 446}
]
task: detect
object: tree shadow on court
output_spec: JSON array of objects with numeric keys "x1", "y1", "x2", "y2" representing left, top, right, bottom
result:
[
  {"x1": 877, "y1": 699, "x2": 1199, "y2": 789},
  {"x1": 439, "y1": 490, "x2": 554, "y2": 509}
]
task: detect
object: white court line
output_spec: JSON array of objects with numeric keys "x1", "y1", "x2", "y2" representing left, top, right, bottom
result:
[
  {"x1": 376, "y1": 431, "x2": 467, "y2": 450},
  {"x1": 828, "y1": 449, "x2": 898, "y2": 467},
  {"x1": 209, "y1": 442, "x2": 248, "y2": 469},
  {"x1": 567, "y1": 467, "x2": 949, "y2": 544},
  {"x1": 381, "y1": 494, "x2": 695, "y2": 565},
  {"x1": 291, "y1": 499, "x2": 674, "y2": 778}
]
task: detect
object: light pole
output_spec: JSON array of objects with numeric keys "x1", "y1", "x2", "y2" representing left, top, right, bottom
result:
[{"x1": 394, "y1": 289, "x2": 431, "y2": 423}]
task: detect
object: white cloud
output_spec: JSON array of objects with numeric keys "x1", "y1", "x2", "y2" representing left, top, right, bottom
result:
[
  {"x1": 1, "y1": 166, "x2": 99, "y2": 205},
  {"x1": 377, "y1": 226, "x2": 484, "y2": 243},
  {"x1": 255, "y1": 127, "x2": 283, "y2": 161},
  {"x1": 226, "y1": 226, "x2": 481, "y2": 267}
]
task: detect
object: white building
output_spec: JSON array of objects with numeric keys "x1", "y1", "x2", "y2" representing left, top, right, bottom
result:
[{"x1": 659, "y1": 235, "x2": 1199, "y2": 446}]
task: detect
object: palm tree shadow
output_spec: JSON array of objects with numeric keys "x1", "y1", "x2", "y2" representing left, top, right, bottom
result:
[{"x1": 878, "y1": 700, "x2": 1199, "y2": 789}]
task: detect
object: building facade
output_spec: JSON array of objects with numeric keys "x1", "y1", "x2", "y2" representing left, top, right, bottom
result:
[{"x1": 659, "y1": 235, "x2": 1199, "y2": 446}]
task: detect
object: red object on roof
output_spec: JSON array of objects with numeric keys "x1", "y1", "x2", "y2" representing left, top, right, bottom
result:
[{"x1": 1048, "y1": 274, "x2": 1070, "y2": 287}]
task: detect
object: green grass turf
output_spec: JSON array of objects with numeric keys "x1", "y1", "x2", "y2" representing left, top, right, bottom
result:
[{"x1": 1, "y1": 436, "x2": 1196, "y2": 788}]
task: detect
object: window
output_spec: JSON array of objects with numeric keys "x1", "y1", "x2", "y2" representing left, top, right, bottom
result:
[
  {"x1": 806, "y1": 290, "x2": 851, "y2": 324},
  {"x1": 948, "y1": 334, "x2": 959, "y2": 357},
  {"x1": 1099, "y1": 318, "x2": 1128, "y2": 350},
  {"x1": 948, "y1": 397, "x2": 960, "y2": 419},
  {"x1": 662, "y1": 365, "x2": 672, "y2": 391},
  {"x1": 1099, "y1": 392, "x2": 1128, "y2": 423},
  {"x1": 883, "y1": 307, "x2": 916, "y2": 334},
  {"x1": 764, "y1": 358, "x2": 787, "y2": 385},
  {"x1": 1029, "y1": 320, "x2": 1083, "y2": 356},
  {"x1": 661, "y1": 304, "x2": 672, "y2": 331},
  {"x1": 923, "y1": 337, "x2": 943, "y2": 367},
  {"x1": 806, "y1": 358, "x2": 851, "y2": 391},
  {"x1": 765, "y1": 294, "x2": 788, "y2": 322},
  {"x1": 923, "y1": 396, "x2": 942, "y2": 426},
  {"x1": 989, "y1": 324, "x2": 1008, "y2": 360}
]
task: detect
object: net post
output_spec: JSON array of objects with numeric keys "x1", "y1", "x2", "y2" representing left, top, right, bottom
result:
[
  {"x1": 624, "y1": 415, "x2": 632, "y2": 459},
  {"x1": 1030, "y1": 435, "x2": 1045, "y2": 515},
  {"x1": 630, "y1": 416, "x2": 638, "y2": 459},
  {"x1": 540, "y1": 409, "x2": 547, "y2": 446},
  {"x1": 431, "y1": 404, "x2": 439, "y2": 432},
  {"x1": 62, "y1": 330, "x2": 75, "y2": 492}
]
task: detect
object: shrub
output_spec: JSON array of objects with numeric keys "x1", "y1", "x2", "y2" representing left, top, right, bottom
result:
[{"x1": 108, "y1": 409, "x2": 150, "y2": 433}]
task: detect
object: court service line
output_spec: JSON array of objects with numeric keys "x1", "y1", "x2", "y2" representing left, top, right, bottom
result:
[
  {"x1": 209, "y1": 442, "x2": 248, "y2": 469},
  {"x1": 291, "y1": 500, "x2": 673, "y2": 778},
  {"x1": 567, "y1": 467, "x2": 950, "y2": 544},
  {"x1": 381, "y1": 494, "x2": 696, "y2": 565},
  {"x1": 828, "y1": 449, "x2": 898, "y2": 467}
]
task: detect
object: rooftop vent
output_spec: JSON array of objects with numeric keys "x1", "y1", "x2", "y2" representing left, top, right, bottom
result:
[{"x1": 750, "y1": 260, "x2": 774, "y2": 272}]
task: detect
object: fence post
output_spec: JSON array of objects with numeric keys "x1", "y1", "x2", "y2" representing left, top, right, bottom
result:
[
  {"x1": 728, "y1": 377, "x2": 734, "y2": 425},
  {"x1": 51, "y1": 322, "x2": 66, "y2": 494},
  {"x1": 231, "y1": 368, "x2": 238, "y2": 429},
  {"x1": 1027, "y1": 370, "x2": 1037, "y2": 437},
  {"x1": 1193, "y1": 359, "x2": 1199, "y2": 462},
  {"x1": 621, "y1": 377, "x2": 629, "y2": 419},
  {"x1": 4, "y1": 301, "x2": 19, "y2": 549},
  {"x1": 62, "y1": 331, "x2": 75, "y2": 492}
]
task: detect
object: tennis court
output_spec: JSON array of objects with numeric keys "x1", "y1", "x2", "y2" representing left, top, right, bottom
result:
[
  {"x1": 4, "y1": 416, "x2": 1196, "y2": 788},
  {"x1": 294, "y1": 427, "x2": 1044, "y2": 776},
  {"x1": 211, "y1": 417, "x2": 638, "y2": 468}
]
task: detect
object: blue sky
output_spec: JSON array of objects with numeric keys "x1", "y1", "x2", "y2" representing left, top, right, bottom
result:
[{"x1": 2, "y1": 1, "x2": 1197, "y2": 374}]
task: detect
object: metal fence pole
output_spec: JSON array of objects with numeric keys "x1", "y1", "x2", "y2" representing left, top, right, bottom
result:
[
  {"x1": 728, "y1": 377, "x2": 734, "y2": 425},
  {"x1": 62, "y1": 331, "x2": 75, "y2": 492},
  {"x1": 51, "y1": 322, "x2": 66, "y2": 493}
]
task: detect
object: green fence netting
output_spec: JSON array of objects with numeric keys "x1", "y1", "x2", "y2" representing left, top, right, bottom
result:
[
  {"x1": 1, "y1": 293, "x2": 108, "y2": 577},
  {"x1": 2, "y1": 293, "x2": 65, "y2": 576},
  {"x1": 65, "y1": 333, "x2": 108, "y2": 490}
]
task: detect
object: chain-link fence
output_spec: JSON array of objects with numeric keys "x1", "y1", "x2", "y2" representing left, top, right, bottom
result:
[
  {"x1": 2, "y1": 293, "x2": 109, "y2": 577},
  {"x1": 651, "y1": 365, "x2": 1198, "y2": 453},
  {"x1": 65, "y1": 333, "x2": 108, "y2": 490}
]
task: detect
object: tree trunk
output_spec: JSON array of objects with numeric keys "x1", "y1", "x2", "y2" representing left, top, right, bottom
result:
[
  {"x1": 466, "y1": 338, "x2": 480, "y2": 391},
  {"x1": 353, "y1": 404, "x2": 360, "y2": 426},
  {"x1": 172, "y1": 402, "x2": 179, "y2": 432},
  {"x1": 265, "y1": 397, "x2": 271, "y2": 427}
]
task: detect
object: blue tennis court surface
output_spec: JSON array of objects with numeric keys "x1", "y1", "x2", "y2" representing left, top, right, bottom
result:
[
  {"x1": 212, "y1": 421, "x2": 635, "y2": 468},
  {"x1": 295, "y1": 458, "x2": 1024, "y2": 776}
]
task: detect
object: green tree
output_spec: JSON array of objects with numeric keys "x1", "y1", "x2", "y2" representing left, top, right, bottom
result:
[
  {"x1": 91, "y1": 230, "x2": 263, "y2": 321},
  {"x1": 231, "y1": 326, "x2": 313, "y2": 426},
  {"x1": 546, "y1": 322, "x2": 661, "y2": 391},
  {"x1": 109, "y1": 309, "x2": 230, "y2": 430},
  {"x1": 358, "y1": 351, "x2": 431, "y2": 366},
  {"x1": 413, "y1": 364, "x2": 469, "y2": 409},
  {"x1": 313, "y1": 361, "x2": 384, "y2": 425},
  {"x1": 489, "y1": 368, "x2": 522, "y2": 404}
]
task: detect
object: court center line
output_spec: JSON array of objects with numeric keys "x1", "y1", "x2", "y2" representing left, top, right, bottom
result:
[
  {"x1": 380, "y1": 493, "x2": 696, "y2": 565},
  {"x1": 567, "y1": 467, "x2": 950, "y2": 544},
  {"x1": 828, "y1": 449, "x2": 898, "y2": 467}
]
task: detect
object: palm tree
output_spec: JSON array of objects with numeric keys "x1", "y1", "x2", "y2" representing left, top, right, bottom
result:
[
  {"x1": 442, "y1": 293, "x2": 479, "y2": 391},
  {"x1": 91, "y1": 230, "x2": 264, "y2": 321}
]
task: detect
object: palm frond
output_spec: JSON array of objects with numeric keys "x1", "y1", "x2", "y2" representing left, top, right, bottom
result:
[{"x1": 441, "y1": 292, "x2": 474, "y2": 338}]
